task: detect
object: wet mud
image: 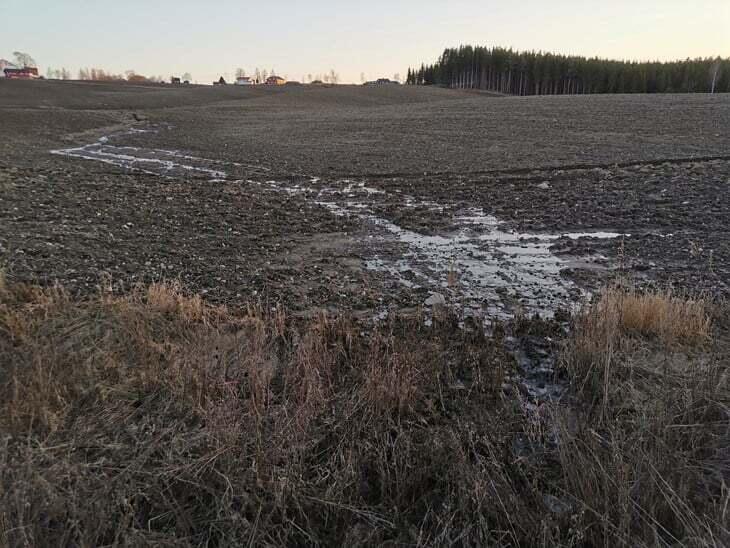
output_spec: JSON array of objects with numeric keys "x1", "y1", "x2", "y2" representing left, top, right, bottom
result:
[
  {"x1": 2, "y1": 83, "x2": 729, "y2": 403},
  {"x1": 47, "y1": 126, "x2": 632, "y2": 323}
]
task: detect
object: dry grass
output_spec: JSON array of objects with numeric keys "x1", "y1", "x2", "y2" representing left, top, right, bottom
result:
[
  {"x1": 565, "y1": 286, "x2": 712, "y2": 397},
  {"x1": 447, "y1": 261, "x2": 459, "y2": 289},
  {"x1": 558, "y1": 285, "x2": 729, "y2": 546},
  {"x1": 603, "y1": 286, "x2": 710, "y2": 344},
  {"x1": 0, "y1": 280, "x2": 727, "y2": 547},
  {"x1": 0, "y1": 281, "x2": 526, "y2": 546}
]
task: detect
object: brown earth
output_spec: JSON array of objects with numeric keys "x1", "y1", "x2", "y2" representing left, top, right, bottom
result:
[{"x1": 1, "y1": 79, "x2": 730, "y2": 314}]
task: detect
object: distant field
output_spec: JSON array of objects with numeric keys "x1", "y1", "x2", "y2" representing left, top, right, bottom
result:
[
  {"x1": 2, "y1": 79, "x2": 729, "y2": 176},
  {"x1": 1, "y1": 79, "x2": 729, "y2": 310}
]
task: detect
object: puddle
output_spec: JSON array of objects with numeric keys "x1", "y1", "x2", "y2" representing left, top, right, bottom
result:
[
  {"x1": 51, "y1": 127, "x2": 269, "y2": 180},
  {"x1": 311, "y1": 199, "x2": 625, "y2": 321},
  {"x1": 51, "y1": 130, "x2": 633, "y2": 404},
  {"x1": 50, "y1": 130, "x2": 626, "y2": 323}
]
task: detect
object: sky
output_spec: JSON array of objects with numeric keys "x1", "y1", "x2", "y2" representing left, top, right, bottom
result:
[{"x1": 3, "y1": 0, "x2": 729, "y2": 84}]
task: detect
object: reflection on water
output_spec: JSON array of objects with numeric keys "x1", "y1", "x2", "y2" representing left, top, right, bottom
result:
[{"x1": 51, "y1": 129, "x2": 626, "y2": 321}]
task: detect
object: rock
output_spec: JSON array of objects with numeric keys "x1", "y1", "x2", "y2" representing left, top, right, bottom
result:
[
  {"x1": 424, "y1": 292, "x2": 446, "y2": 307},
  {"x1": 537, "y1": 182, "x2": 551, "y2": 190}
]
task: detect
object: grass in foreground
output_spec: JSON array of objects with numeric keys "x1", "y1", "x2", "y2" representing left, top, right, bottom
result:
[{"x1": 0, "y1": 280, "x2": 727, "y2": 547}]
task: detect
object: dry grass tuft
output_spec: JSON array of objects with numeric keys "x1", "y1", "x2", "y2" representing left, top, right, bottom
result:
[
  {"x1": 565, "y1": 286, "x2": 712, "y2": 397},
  {"x1": 607, "y1": 286, "x2": 710, "y2": 344},
  {"x1": 145, "y1": 281, "x2": 207, "y2": 322},
  {"x1": 556, "y1": 284, "x2": 729, "y2": 546}
]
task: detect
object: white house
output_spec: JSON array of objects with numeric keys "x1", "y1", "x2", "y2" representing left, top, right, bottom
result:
[
  {"x1": 236, "y1": 76, "x2": 254, "y2": 86},
  {"x1": 0, "y1": 59, "x2": 17, "y2": 78}
]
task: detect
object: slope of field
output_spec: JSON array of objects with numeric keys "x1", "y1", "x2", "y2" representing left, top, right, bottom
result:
[
  {"x1": 2, "y1": 79, "x2": 729, "y2": 176},
  {"x1": 1, "y1": 80, "x2": 729, "y2": 311}
]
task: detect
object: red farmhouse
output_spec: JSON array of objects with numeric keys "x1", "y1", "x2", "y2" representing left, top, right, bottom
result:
[{"x1": 4, "y1": 67, "x2": 39, "y2": 79}]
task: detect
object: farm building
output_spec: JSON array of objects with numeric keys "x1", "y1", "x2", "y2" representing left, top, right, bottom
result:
[
  {"x1": 3, "y1": 67, "x2": 39, "y2": 80},
  {"x1": 235, "y1": 76, "x2": 253, "y2": 86},
  {"x1": 171, "y1": 76, "x2": 181, "y2": 85},
  {"x1": 364, "y1": 78, "x2": 400, "y2": 86},
  {"x1": 0, "y1": 59, "x2": 17, "y2": 77},
  {"x1": 266, "y1": 75, "x2": 286, "y2": 86}
]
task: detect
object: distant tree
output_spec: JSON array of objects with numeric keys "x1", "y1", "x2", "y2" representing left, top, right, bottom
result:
[
  {"x1": 13, "y1": 51, "x2": 36, "y2": 68},
  {"x1": 254, "y1": 68, "x2": 261, "y2": 84},
  {"x1": 329, "y1": 69, "x2": 339, "y2": 84},
  {"x1": 235, "y1": 68, "x2": 246, "y2": 78},
  {"x1": 46, "y1": 67, "x2": 54, "y2": 79},
  {"x1": 61, "y1": 68, "x2": 70, "y2": 80},
  {"x1": 360, "y1": 72, "x2": 366, "y2": 84},
  {"x1": 393, "y1": 72, "x2": 401, "y2": 83},
  {"x1": 126, "y1": 71, "x2": 148, "y2": 83},
  {"x1": 307, "y1": 73, "x2": 313, "y2": 83},
  {"x1": 78, "y1": 68, "x2": 89, "y2": 80},
  {"x1": 262, "y1": 69, "x2": 268, "y2": 82},
  {"x1": 182, "y1": 72, "x2": 192, "y2": 82}
]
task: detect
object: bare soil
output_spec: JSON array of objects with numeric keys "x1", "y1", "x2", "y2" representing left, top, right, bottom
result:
[{"x1": 2, "y1": 79, "x2": 730, "y2": 316}]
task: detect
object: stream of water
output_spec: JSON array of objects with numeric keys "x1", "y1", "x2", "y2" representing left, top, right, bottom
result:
[{"x1": 52, "y1": 127, "x2": 625, "y2": 322}]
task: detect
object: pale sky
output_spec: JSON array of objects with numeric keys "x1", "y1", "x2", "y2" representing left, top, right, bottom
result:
[{"x1": 4, "y1": 0, "x2": 729, "y2": 84}]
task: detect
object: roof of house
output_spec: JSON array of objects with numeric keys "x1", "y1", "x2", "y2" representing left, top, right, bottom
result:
[
  {"x1": 364, "y1": 78, "x2": 400, "y2": 86},
  {"x1": 4, "y1": 67, "x2": 38, "y2": 74}
]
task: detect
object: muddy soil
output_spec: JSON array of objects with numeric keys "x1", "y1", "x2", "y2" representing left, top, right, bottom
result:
[{"x1": 2, "y1": 80, "x2": 729, "y2": 321}]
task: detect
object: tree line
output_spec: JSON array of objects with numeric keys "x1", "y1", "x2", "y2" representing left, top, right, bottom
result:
[
  {"x1": 406, "y1": 46, "x2": 730, "y2": 95},
  {"x1": 76, "y1": 69, "x2": 176, "y2": 83},
  {"x1": 235, "y1": 68, "x2": 341, "y2": 84}
]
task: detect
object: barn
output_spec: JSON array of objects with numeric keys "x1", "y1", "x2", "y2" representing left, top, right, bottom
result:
[
  {"x1": 0, "y1": 59, "x2": 17, "y2": 77},
  {"x1": 4, "y1": 67, "x2": 39, "y2": 79}
]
